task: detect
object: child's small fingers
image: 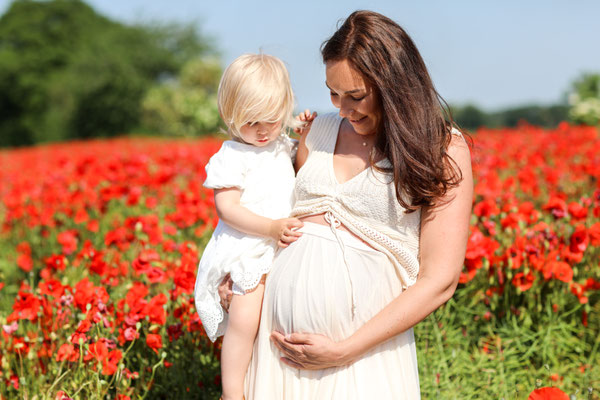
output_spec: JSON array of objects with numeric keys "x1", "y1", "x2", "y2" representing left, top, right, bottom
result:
[{"x1": 291, "y1": 220, "x2": 304, "y2": 228}]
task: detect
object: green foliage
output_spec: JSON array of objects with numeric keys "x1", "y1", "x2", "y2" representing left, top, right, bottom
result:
[
  {"x1": 451, "y1": 103, "x2": 570, "y2": 131},
  {"x1": 416, "y1": 286, "x2": 600, "y2": 399},
  {"x1": 0, "y1": 0, "x2": 219, "y2": 147},
  {"x1": 141, "y1": 58, "x2": 223, "y2": 137},
  {"x1": 568, "y1": 73, "x2": 600, "y2": 126}
]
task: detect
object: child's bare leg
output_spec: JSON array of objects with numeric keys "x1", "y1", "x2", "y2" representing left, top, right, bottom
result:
[{"x1": 220, "y1": 281, "x2": 265, "y2": 400}]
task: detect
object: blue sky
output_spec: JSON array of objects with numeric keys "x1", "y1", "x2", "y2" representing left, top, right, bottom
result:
[{"x1": 1, "y1": 0, "x2": 599, "y2": 113}]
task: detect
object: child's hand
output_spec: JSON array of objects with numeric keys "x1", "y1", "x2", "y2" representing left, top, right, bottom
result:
[
  {"x1": 294, "y1": 109, "x2": 317, "y2": 136},
  {"x1": 270, "y1": 218, "x2": 304, "y2": 248}
]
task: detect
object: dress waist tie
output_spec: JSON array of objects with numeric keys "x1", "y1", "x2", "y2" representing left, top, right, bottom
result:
[{"x1": 324, "y1": 211, "x2": 356, "y2": 320}]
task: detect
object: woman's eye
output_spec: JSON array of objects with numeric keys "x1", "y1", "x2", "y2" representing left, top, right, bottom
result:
[
  {"x1": 329, "y1": 92, "x2": 338, "y2": 97},
  {"x1": 352, "y1": 96, "x2": 365, "y2": 101}
]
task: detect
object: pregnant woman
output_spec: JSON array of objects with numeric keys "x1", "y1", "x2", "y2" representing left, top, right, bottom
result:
[{"x1": 221, "y1": 10, "x2": 473, "y2": 399}]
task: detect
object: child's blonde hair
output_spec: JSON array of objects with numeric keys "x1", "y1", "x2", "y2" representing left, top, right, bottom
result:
[{"x1": 218, "y1": 53, "x2": 298, "y2": 141}]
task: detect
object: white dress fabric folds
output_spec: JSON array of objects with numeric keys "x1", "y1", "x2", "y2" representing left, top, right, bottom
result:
[{"x1": 245, "y1": 222, "x2": 421, "y2": 399}]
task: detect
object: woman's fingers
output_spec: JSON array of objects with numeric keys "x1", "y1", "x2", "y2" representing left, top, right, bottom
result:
[
  {"x1": 284, "y1": 332, "x2": 311, "y2": 344},
  {"x1": 217, "y1": 274, "x2": 233, "y2": 312},
  {"x1": 280, "y1": 357, "x2": 304, "y2": 369},
  {"x1": 271, "y1": 332, "x2": 318, "y2": 370},
  {"x1": 271, "y1": 333, "x2": 303, "y2": 360}
]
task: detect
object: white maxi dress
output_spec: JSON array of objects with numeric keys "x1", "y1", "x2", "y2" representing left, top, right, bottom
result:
[{"x1": 245, "y1": 113, "x2": 422, "y2": 399}]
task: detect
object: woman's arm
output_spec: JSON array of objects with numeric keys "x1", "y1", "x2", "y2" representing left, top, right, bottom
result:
[
  {"x1": 214, "y1": 188, "x2": 303, "y2": 248},
  {"x1": 270, "y1": 135, "x2": 473, "y2": 369}
]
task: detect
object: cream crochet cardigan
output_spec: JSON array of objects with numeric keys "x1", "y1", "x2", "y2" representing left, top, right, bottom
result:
[{"x1": 291, "y1": 113, "x2": 421, "y2": 289}]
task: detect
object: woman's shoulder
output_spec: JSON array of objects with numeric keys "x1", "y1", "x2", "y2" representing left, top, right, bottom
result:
[
  {"x1": 305, "y1": 112, "x2": 342, "y2": 151},
  {"x1": 311, "y1": 112, "x2": 342, "y2": 132}
]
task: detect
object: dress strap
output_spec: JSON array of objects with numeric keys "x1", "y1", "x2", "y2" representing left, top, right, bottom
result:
[{"x1": 324, "y1": 211, "x2": 357, "y2": 320}]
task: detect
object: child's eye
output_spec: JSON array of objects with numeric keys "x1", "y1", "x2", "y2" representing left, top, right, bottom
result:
[{"x1": 248, "y1": 121, "x2": 257, "y2": 127}]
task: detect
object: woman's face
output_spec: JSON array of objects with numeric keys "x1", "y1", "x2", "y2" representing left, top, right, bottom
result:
[{"x1": 325, "y1": 59, "x2": 381, "y2": 136}]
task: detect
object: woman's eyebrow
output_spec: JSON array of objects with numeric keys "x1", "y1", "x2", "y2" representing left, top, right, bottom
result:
[{"x1": 325, "y1": 82, "x2": 364, "y2": 94}]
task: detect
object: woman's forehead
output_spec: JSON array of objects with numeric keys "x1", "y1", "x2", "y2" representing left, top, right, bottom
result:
[{"x1": 325, "y1": 60, "x2": 368, "y2": 92}]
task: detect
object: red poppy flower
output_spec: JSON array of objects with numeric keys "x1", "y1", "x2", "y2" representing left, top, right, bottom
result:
[
  {"x1": 16, "y1": 253, "x2": 33, "y2": 272},
  {"x1": 132, "y1": 249, "x2": 160, "y2": 275},
  {"x1": 123, "y1": 327, "x2": 140, "y2": 342},
  {"x1": 588, "y1": 222, "x2": 600, "y2": 246},
  {"x1": 568, "y1": 202, "x2": 588, "y2": 220},
  {"x1": 55, "y1": 390, "x2": 73, "y2": 400},
  {"x1": 146, "y1": 333, "x2": 163, "y2": 354},
  {"x1": 7, "y1": 291, "x2": 42, "y2": 323},
  {"x1": 39, "y1": 278, "x2": 65, "y2": 298},
  {"x1": 473, "y1": 198, "x2": 500, "y2": 218},
  {"x1": 86, "y1": 340, "x2": 109, "y2": 363},
  {"x1": 102, "y1": 349, "x2": 122, "y2": 375},
  {"x1": 56, "y1": 343, "x2": 79, "y2": 362},
  {"x1": 44, "y1": 254, "x2": 67, "y2": 271},
  {"x1": 528, "y1": 387, "x2": 568, "y2": 400},
  {"x1": 145, "y1": 293, "x2": 167, "y2": 325},
  {"x1": 569, "y1": 226, "x2": 588, "y2": 253},
  {"x1": 512, "y1": 272, "x2": 535, "y2": 292},
  {"x1": 57, "y1": 229, "x2": 78, "y2": 255},
  {"x1": 542, "y1": 196, "x2": 567, "y2": 219}
]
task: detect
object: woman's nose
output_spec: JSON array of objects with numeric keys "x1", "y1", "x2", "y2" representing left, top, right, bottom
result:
[
  {"x1": 338, "y1": 98, "x2": 352, "y2": 118},
  {"x1": 339, "y1": 106, "x2": 352, "y2": 119}
]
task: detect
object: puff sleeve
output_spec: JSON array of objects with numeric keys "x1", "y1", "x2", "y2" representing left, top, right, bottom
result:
[{"x1": 203, "y1": 141, "x2": 248, "y2": 190}]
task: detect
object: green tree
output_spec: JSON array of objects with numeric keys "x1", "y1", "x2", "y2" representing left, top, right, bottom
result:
[
  {"x1": 450, "y1": 104, "x2": 487, "y2": 131},
  {"x1": 450, "y1": 103, "x2": 570, "y2": 131},
  {"x1": 141, "y1": 58, "x2": 223, "y2": 137},
  {"x1": 568, "y1": 73, "x2": 600, "y2": 126},
  {"x1": 0, "y1": 0, "x2": 218, "y2": 147}
]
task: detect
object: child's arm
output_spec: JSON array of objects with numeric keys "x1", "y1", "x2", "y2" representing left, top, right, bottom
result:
[
  {"x1": 294, "y1": 109, "x2": 317, "y2": 172},
  {"x1": 214, "y1": 187, "x2": 303, "y2": 248}
]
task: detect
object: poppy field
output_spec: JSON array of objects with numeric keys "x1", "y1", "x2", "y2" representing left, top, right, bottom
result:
[{"x1": 0, "y1": 122, "x2": 599, "y2": 399}]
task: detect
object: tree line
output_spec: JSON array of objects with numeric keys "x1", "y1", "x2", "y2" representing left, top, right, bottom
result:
[
  {"x1": 450, "y1": 103, "x2": 570, "y2": 132},
  {"x1": 0, "y1": 0, "x2": 221, "y2": 148}
]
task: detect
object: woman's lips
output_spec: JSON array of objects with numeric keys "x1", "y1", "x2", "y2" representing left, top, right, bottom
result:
[{"x1": 350, "y1": 116, "x2": 367, "y2": 124}]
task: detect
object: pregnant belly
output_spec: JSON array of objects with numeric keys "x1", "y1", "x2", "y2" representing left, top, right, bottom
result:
[{"x1": 264, "y1": 223, "x2": 402, "y2": 342}]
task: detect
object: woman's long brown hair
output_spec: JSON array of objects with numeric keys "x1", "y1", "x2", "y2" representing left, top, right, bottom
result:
[{"x1": 322, "y1": 10, "x2": 465, "y2": 213}]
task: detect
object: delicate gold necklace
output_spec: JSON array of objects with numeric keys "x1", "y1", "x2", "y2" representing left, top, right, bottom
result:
[
  {"x1": 354, "y1": 131, "x2": 376, "y2": 147},
  {"x1": 344, "y1": 119, "x2": 376, "y2": 147}
]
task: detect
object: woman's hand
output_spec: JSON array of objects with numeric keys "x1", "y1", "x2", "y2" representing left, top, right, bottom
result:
[
  {"x1": 218, "y1": 274, "x2": 233, "y2": 312},
  {"x1": 270, "y1": 331, "x2": 352, "y2": 370},
  {"x1": 270, "y1": 218, "x2": 304, "y2": 248},
  {"x1": 294, "y1": 109, "x2": 317, "y2": 136}
]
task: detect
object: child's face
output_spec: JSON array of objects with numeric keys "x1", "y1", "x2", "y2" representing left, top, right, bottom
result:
[{"x1": 239, "y1": 120, "x2": 282, "y2": 147}]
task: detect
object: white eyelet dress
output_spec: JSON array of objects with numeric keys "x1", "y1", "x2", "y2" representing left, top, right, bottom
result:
[
  {"x1": 194, "y1": 135, "x2": 296, "y2": 342},
  {"x1": 245, "y1": 113, "x2": 422, "y2": 399}
]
